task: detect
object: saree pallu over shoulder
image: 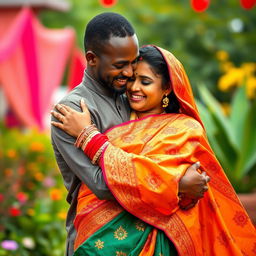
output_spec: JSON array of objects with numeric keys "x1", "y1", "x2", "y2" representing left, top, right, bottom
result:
[{"x1": 101, "y1": 114, "x2": 256, "y2": 256}]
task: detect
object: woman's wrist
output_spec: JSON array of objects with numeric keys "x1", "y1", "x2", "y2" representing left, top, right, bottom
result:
[
  {"x1": 74, "y1": 124, "x2": 97, "y2": 148},
  {"x1": 74, "y1": 124, "x2": 109, "y2": 164}
]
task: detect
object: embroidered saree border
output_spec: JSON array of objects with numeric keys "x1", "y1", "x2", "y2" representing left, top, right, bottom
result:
[
  {"x1": 74, "y1": 200, "x2": 123, "y2": 251},
  {"x1": 102, "y1": 114, "x2": 256, "y2": 255},
  {"x1": 103, "y1": 143, "x2": 196, "y2": 256}
]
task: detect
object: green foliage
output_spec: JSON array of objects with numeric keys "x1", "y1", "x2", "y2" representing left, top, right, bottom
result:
[
  {"x1": 0, "y1": 124, "x2": 67, "y2": 255},
  {"x1": 40, "y1": 0, "x2": 256, "y2": 98},
  {"x1": 197, "y1": 85, "x2": 256, "y2": 193}
]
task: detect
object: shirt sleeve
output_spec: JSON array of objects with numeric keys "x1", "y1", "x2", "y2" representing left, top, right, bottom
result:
[{"x1": 51, "y1": 100, "x2": 114, "y2": 200}]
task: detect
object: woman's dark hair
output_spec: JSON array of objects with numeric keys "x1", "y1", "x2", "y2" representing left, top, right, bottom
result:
[{"x1": 139, "y1": 46, "x2": 180, "y2": 113}]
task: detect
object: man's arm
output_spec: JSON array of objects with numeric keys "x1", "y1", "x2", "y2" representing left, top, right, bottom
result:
[{"x1": 51, "y1": 106, "x2": 114, "y2": 200}]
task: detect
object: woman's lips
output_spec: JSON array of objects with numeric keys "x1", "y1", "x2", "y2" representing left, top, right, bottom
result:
[{"x1": 129, "y1": 94, "x2": 145, "y2": 102}]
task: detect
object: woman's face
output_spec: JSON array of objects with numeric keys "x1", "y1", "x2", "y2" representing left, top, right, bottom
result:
[{"x1": 126, "y1": 61, "x2": 170, "y2": 118}]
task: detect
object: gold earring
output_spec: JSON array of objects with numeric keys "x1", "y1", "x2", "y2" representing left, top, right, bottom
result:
[{"x1": 162, "y1": 95, "x2": 169, "y2": 108}]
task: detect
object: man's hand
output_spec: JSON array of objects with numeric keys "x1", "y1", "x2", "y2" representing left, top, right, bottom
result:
[{"x1": 178, "y1": 162, "x2": 210, "y2": 210}]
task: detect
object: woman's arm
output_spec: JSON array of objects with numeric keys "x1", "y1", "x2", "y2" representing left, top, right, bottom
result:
[{"x1": 51, "y1": 99, "x2": 210, "y2": 211}]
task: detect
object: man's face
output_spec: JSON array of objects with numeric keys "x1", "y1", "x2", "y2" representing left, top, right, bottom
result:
[{"x1": 95, "y1": 35, "x2": 139, "y2": 93}]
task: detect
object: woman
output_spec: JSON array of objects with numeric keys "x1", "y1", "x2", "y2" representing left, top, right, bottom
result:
[{"x1": 51, "y1": 46, "x2": 256, "y2": 255}]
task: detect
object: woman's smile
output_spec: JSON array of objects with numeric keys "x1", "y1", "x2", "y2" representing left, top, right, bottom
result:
[
  {"x1": 126, "y1": 61, "x2": 170, "y2": 118},
  {"x1": 129, "y1": 93, "x2": 146, "y2": 102}
]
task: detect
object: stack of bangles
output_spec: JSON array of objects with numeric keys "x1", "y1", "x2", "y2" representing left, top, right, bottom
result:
[{"x1": 74, "y1": 124, "x2": 109, "y2": 164}]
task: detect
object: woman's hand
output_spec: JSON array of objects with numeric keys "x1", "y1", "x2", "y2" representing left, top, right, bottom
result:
[{"x1": 51, "y1": 99, "x2": 91, "y2": 138}]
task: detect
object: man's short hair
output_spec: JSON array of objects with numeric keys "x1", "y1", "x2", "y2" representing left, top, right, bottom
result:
[{"x1": 84, "y1": 12, "x2": 135, "y2": 54}]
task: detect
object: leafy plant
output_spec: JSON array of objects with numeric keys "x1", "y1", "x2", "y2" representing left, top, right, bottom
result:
[
  {"x1": 197, "y1": 85, "x2": 256, "y2": 192},
  {"x1": 0, "y1": 124, "x2": 67, "y2": 255}
]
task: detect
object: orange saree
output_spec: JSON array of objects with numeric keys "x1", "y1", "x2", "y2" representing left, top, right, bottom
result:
[
  {"x1": 100, "y1": 113, "x2": 256, "y2": 255},
  {"x1": 74, "y1": 46, "x2": 256, "y2": 255}
]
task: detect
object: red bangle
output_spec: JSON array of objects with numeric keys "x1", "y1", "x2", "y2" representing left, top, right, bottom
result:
[{"x1": 84, "y1": 133, "x2": 108, "y2": 161}]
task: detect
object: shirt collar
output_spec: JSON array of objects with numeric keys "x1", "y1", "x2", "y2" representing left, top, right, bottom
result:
[{"x1": 82, "y1": 70, "x2": 117, "y2": 98}]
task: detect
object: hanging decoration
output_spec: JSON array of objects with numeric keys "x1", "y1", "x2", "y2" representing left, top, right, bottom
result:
[
  {"x1": 191, "y1": 0, "x2": 210, "y2": 12},
  {"x1": 191, "y1": 0, "x2": 254, "y2": 11},
  {"x1": 99, "y1": 0, "x2": 118, "y2": 8},
  {"x1": 240, "y1": 0, "x2": 255, "y2": 9}
]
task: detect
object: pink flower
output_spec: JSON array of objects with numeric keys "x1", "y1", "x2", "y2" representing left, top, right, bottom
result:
[
  {"x1": 1, "y1": 240, "x2": 18, "y2": 250},
  {"x1": 16, "y1": 192, "x2": 28, "y2": 203},
  {"x1": 43, "y1": 177, "x2": 55, "y2": 187}
]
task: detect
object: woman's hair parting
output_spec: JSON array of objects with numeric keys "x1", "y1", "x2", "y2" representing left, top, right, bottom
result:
[{"x1": 139, "y1": 46, "x2": 180, "y2": 113}]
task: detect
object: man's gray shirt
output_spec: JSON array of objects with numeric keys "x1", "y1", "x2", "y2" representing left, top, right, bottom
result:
[{"x1": 51, "y1": 71, "x2": 130, "y2": 256}]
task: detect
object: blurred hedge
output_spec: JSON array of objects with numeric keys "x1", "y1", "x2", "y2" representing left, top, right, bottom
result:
[{"x1": 0, "y1": 124, "x2": 67, "y2": 256}]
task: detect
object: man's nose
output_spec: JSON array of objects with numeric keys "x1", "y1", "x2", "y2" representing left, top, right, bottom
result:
[{"x1": 122, "y1": 64, "x2": 133, "y2": 77}]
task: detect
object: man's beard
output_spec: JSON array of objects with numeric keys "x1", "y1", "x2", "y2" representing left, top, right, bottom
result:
[{"x1": 99, "y1": 73, "x2": 127, "y2": 94}]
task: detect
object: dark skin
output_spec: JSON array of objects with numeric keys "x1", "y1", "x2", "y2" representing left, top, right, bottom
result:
[
  {"x1": 52, "y1": 36, "x2": 210, "y2": 209},
  {"x1": 86, "y1": 35, "x2": 139, "y2": 93}
]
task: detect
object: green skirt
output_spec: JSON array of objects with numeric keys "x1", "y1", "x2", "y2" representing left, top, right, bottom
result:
[{"x1": 73, "y1": 211, "x2": 177, "y2": 256}]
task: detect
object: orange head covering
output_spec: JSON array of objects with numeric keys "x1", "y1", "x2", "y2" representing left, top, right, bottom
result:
[{"x1": 143, "y1": 45, "x2": 204, "y2": 128}]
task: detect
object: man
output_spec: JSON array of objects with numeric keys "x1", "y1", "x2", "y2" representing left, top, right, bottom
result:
[{"x1": 51, "y1": 12, "x2": 209, "y2": 255}]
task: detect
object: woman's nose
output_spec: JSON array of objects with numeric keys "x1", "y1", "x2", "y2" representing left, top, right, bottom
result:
[{"x1": 130, "y1": 80, "x2": 140, "y2": 91}]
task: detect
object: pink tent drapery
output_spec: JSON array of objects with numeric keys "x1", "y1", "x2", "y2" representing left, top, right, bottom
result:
[
  {"x1": 0, "y1": 7, "x2": 75, "y2": 130},
  {"x1": 67, "y1": 47, "x2": 86, "y2": 91}
]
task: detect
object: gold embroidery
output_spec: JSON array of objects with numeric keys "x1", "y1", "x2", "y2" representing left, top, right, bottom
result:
[
  {"x1": 135, "y1": 220, "x2": 146, "y2": 231},
  {"x1": 114, "y1": 226, "x2": 128, "y2": 240},
  {"x1": 104, "y1": 144, "x2": 196, "y2": 255},
  {"x1": 116, "y1": 251, "x2": 127, "y2": 256},
  {"x1": 94, "y1": 239, "x2": 104, "y2": 249},
  {"x1": 145, "y1": 173, "x2": 162, "y2": 190},
  {"x1": 74, "y1": 201, "x2": 123, "y2": 250}
]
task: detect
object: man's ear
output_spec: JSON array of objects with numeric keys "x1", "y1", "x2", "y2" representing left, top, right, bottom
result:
[{"x1": 86, "y1": 51, "x2": 97, "y2": 66}]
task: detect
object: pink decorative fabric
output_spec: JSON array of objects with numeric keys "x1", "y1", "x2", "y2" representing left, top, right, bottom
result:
[
  {"x1": 0, "y1": 8, "x2": 75, "y2": 130},
  {"x1": 67, "y1": 47, "x2": 86, "y2": 91}
]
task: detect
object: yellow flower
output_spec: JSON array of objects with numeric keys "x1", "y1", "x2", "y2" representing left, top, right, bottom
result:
[
  {"x1": 246, "y1": 76, "x2": 256, "y2": 99},
  {"x1": 6, "y1": 149, "x2": 17, "y2": 158},
  {"x1": 29, "y1": 142, "x2": 45, "y2": 152},
  {"x1": 57, "y1": 211, "x2": 67, "y2": 220},
  {"x1": 34, "y1": 172, "x2": 44, "y2": 181},
  {"x1": 27, "y1": 208, "x2": 35, "y2": 216},
  {"x1": 218, "y1": 67, "x2": 244, "y2": 91},
  {"x1": 50, "y1": 188, "x2": 62, "y2": 201},
  {"x1": 216, "y1": 50, "x2": 229, "y2": 62},
  {"x1": 241, "y1": 63, "x2": 256, "y2": 77}
]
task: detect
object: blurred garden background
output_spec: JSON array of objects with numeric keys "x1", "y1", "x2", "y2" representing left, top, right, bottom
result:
[{"x1": 0, "y1": 0, "x2": 255, "y2": 255}]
